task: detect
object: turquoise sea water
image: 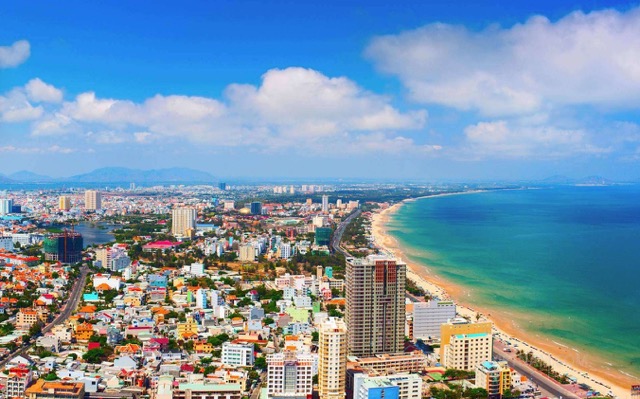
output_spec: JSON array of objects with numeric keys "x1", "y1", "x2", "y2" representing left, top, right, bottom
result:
[{"x1": 387, "y1": 185, "x2": 640, "y2": 378}]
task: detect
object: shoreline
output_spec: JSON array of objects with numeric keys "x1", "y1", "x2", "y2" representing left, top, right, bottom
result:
[{"x1": 370, "y1": 194, "x2": 635, "y2": 399}]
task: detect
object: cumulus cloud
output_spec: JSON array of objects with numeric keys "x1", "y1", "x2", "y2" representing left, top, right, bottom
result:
[
  {"x1": 0, "y1": 89, "x2": 43, "y2": 122},
  {"x1": 21, "y1": 67, "x2": 429, "y2": 154},
  {"x1": 0, "y1": 40, "x2": 30, "y2": 68},
  {"x1": 461, "y1": 120, "x2": 610, "y2": 159},
  {"x1": 25, "y1": 78, "x2": 63, "y2": 103},
  {"x1": 366, "y1": 7, "x2": 640, "y2": 116}
]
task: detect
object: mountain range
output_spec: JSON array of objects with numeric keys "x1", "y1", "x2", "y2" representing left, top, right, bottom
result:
[{"x1": 0, "y1": 167, "x2": 216, "y2": 183}]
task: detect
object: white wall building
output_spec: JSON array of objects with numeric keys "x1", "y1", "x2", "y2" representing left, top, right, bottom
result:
[
  {"x1": 412, "y1": 300, "x2": 456, "y2": 340},
  {"x1": 267, "y1": 352, "x2": 314, "y2": 399},
  {"x1": 222, "y1": 342, "x2": 254, "y2": 367}
]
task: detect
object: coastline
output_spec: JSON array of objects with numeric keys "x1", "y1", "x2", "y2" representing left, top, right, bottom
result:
[{"x1": 370, "y1": 194, "x2": 635, "y2": 399}]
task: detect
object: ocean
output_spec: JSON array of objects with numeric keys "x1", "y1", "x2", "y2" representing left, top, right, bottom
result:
[{"x1": 386, "y1": 185, "x2": 640, "y2": 378}]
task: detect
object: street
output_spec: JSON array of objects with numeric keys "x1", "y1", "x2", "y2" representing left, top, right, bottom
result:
[
  {"x1": 494, "y1": 339, "x2": 580, "y2": 399},
  {"x1": 330, "y1": 209, "x2": 361, "y2": 257},
  {"x1": 0, "y1": 264, "x2": 89, "y2": 368}
]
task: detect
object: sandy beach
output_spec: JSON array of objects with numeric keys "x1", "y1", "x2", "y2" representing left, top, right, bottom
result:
[{"x1": 370, "y1": 196, "x2": 636, "y2": 399}]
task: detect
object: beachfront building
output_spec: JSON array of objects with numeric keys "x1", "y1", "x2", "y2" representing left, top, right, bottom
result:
[
  {"x1": 412, "y1": 300, "x2": 456, "y2": 340},
  {"x1": 475, "y1": 361, "x2": 513, "y2": 397},
  {"x1": 439, "y1": 318, "x2": 492, "y2": 362},
  {"x1": 346, "y1": 255, "x2": 406, "y2": 357},
  {"x1": 443, "y1": 332, "x2": 493, "y2": 371},
  {"x1": 318, "y1": 318, "x2": 347, "y2": 399}
]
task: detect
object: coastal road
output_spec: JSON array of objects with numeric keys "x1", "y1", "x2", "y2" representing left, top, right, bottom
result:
[
  {"x1": 0, "y1": 265, "x2": 88, "y2": 368},
  {"x1": 331, "y1": 209, "x2": 361, "y2": 257},
  {"x1": 493, "y1": 339, "x2": 580, "y2": 399}
]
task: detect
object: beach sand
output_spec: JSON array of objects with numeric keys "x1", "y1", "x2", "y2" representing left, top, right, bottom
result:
[{"x1": 371, "y1": 197, "x2": 636, "y2": 399}]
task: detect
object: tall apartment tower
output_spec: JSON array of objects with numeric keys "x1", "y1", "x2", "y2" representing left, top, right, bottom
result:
[
  {"x1": 59, "y1": 196, "x2": 71, "y2": 211},
  {"x1": 171, "y1": 207, "x2": 197, "y2": 236},
  {"x1": 346, "y1": 255, "x2": 406, "y2": 357},
  {"x1": 322, "y1": 195, "x2": 329, "y2": 213},
  {"x1": 84, "y1": 190, "x2": 101, "y2": 210},
  {"x1": 318, "y1": 318, "x2": 347, "y2": 399}
]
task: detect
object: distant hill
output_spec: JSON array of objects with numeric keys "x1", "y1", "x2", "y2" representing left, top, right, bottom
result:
[
  {"x1": 540, "y1": 175, "x2": 575, "y2": 184},
  {"x1": 64, "y1": 167, "x2": 215, "y2": 183},
  {"x1": 0, "y1": 175, "x2": 16, "y2": 184},
  {"x1": 8, "y1": 170, "x2": 54, "y2": 182},
  {"x1": 575, "y1": 175, "x2": 613, "y2": 185}
]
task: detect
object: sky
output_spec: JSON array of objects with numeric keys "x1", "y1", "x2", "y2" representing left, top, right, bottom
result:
[{"x1": 1, "y1": 0, "x2": 640, "y2": 181}]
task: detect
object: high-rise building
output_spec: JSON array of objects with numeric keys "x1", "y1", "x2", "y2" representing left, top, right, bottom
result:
[
  {"x1": 219, "y1": 182, "x2": 227, "y2": 191},
  {"x1": 475, "y1": 361, "x2": 512, "y2": 397},
  {"x1": 318, "y1": 318, "x2": 347, "y2": 399},
  {"x1": 346, "y1": 255, "x2": 406, "y2": 357},
  {"x1": 322, "y1": 195, "x2": 329, "y2": 213},
  {"x1": 59, "y1": 196, "x2": 71, "y2": 211},
  {"x1": 315, "y1": 227, "x2": 333, "y2": 246},
  {"x1": 171, "y1": 207, "x2": 197, "y2": 236},
  {"x1": 267, "y1": 351, "x2": 314, "y2": 399},
  {"x1": 43, "y1": 232, "x2": 83, "y2": 263},
  {"x1": 412, "y1": 300, "x2": 456, "y2": 340},
  {"x1": 0, "y1": 199, "x2": 14, "y2": 215},
  {"x1": 250, "y1": 201, "x2": 262, "y2": 215},
  {"x1": 84, "y1": 190, "x2": 101, "y2": 210}
]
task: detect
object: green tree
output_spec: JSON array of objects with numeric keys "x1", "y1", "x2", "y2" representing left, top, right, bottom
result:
[{"x1": 254, "y1": 355, "x2": 267, "y2": 370}]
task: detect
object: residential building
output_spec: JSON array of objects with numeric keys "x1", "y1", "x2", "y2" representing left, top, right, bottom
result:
[
  {"x1": 16, "y1": 308, "x2": 38, "y2": 330},
  {"x1": 267, "y1": 351, "x2": 314, "y2": 399},
  {"x1": 439, "y1": 318, "x2": 492, "y2": 362},
  {"x1": 353, "y1": 373, "x2": 422, "y2": 399},
  {"x1": 172, "y1": 383, "x2": 242, "y2": 399},
  {"x1": 172, "y1": 207, "x2": 197, "y2": 236},
  {"x1": 412, "y1": 300, "x2": 456, "y2": 340},
  {"x1": 222, "y1": 342, "x2": 254, "y2": 367},
  {"x1": 59, "y1": 196, "x2": 71, "y2": 211},
  {"x1": 322, "y1": 195, "x2": 329, "y2": 213},
  {"x1": 350, "y1": 352, "x2": 426, "y2": 374},
  {"x1": 345, "y1": 255, "x2": 406, "y2": 356},
  {"x1": 444, "y1": 333, "x2": 493, "y2": 371},
  {"x1": 318, "y1": 318, "x2": 347, "y2": 399},
  {"x1": 84, "y1": 190, "x2": 101, "y2": 210},
  {"x1": 354, "y1": 378, "x2": 399, "y2": 399},
  {"x1": 25, "y1": 380, "x2": 85, "y2": 399},
  {"x1": 0, "y1": 236, "x2": 14, "y2": 251},
  {"x1": 5, "y1": 366, "x2": 33, "y2": 399},
  {"x1": 475, "y1": 361, "x2": 512, "y2": 397},
  {"x1": 0, "y1": 199, "x2": 14, "y2": 215}
]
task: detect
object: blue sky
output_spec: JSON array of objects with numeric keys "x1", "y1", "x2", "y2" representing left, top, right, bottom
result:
[{"x1": 1, "y1": 0, "x2": 640, "y2": 180}]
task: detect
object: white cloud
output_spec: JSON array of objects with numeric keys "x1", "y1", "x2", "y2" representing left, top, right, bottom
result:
[
  {"x1": 0, "y1": 89, "x2": 43, "y2": 122},
  {"x1": 461, "y1": 120, "x2": 610, "y2": 159},
  {"x1": 25, "y1": 67, "x2": 429, "y2": 154},
  {"x1": 0, "y1": 40, "x2": 30, "y2": 68},
  {"x1": 0, "y1": 145, "x2": 75, "y2": 154},
  {"x1": 25, "y1": 78, "x2": 63, "y2": 103},
  {"x1": 366, "y1": 7, "x2": 640, "y2": 116}
]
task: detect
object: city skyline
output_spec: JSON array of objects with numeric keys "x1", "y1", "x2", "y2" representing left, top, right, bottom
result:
[{"x1": 2, "y1": 1, "x2": 640, "y2": 180}]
